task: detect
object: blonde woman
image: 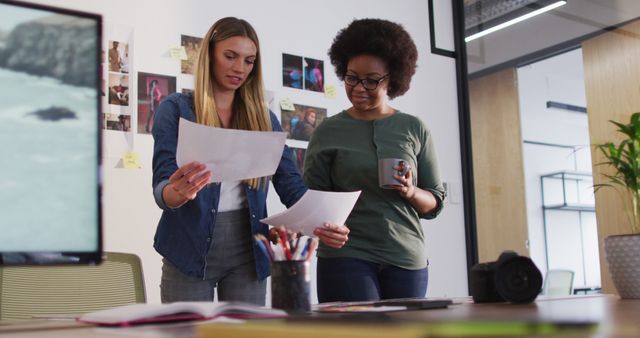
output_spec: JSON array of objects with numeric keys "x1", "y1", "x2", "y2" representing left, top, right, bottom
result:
[{"x1": 151, "y1": 17, "x2": 349, "y2": 305}]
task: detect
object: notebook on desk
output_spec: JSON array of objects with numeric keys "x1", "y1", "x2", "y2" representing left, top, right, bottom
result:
[{"x1": 77, "y1": 301, "x2": 287, "y2": 326}]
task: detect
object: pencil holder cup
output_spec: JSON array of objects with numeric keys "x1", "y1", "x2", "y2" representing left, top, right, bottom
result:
[{"x1": 271, "y1": 260, "x2": 311, "y2": 313}]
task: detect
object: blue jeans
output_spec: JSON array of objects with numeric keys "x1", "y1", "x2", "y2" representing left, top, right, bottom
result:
[
  {"x1": 160, "y1": 209, "x2": 266, "y2": 305},
  {"x1": 316, "y1": 257, "x2": 428, "y2": 303}
]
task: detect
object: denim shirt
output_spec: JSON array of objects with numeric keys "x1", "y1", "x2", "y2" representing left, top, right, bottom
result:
[{"x1": 151, "y1": 93, "x2": 307, "y2": 280}]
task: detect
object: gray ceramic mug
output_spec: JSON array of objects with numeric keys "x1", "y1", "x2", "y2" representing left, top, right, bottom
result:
[{"x1": 378, "y1": 158, "x2": 410, "y2": 189}]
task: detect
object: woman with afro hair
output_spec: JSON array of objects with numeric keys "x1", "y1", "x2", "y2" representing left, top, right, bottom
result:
[{"x1": 304, "y1": 18, "x2": 446, "y2": 302}]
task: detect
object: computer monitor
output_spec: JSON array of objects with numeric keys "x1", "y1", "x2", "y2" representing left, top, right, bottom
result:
[{"x1": 0, "y1": 0, "x2": 102, "y2": 264}]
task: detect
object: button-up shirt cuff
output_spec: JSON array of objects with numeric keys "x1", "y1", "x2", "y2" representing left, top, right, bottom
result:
[
  {"x1": 153, "y1": 179, "x2": 175, "y2": 211},
  {"x1": 420, "y1": 188, "x2": 445, "y2": 219}
]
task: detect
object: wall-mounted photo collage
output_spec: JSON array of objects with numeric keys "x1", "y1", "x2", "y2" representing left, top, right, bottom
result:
[
  {"x1": 280, "y1": 52, "x2": 333, "y2": 174},
  {"x1": 100, "y1": 30, "x2": 337, "y2": 174},
  {"x1": 282, "y1": 53, "x2": 324, "y2": 93},
  {"x1": 104, "y1": 37, "x2": 132, "y2": 132}
]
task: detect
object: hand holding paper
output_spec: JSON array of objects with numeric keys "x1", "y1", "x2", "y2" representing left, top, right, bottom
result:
[
  {"x1": 163, "y1": 161, "x2": 211, "y2": 208},
  {"x1": 260, "y1": 189, "x2": 361, "y2": 236},
  {"x1": 176, "y1": 118, "x2": 286, "y2": 183},
  {"x1": 313, "y1": 223, "x2": 350, "y2": 248}
]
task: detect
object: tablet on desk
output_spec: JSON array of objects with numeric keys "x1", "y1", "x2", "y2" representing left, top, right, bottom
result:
[
  {"x1": 314, "y1": 298, "x2": 453, "y2": 313},
  {"x1": 373, "y1": 298, "x2": 453, "y2": 310}
]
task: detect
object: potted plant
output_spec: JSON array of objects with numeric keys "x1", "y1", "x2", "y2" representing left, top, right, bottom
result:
[{"x1": 594, "y1": 112, "x2": 640, "y2": 299}]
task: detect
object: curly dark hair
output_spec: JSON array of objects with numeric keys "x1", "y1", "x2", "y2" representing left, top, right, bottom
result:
[{"x1": 328, "y1": 18, "x2": 418, "y2": 99}]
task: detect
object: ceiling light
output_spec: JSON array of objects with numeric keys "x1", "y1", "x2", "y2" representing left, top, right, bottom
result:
[{"x1": 465, "y1": 0, "x2": 567, "y2": 42}]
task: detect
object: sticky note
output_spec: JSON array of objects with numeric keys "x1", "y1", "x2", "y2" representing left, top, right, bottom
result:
[
  {"x1": 324, "y1": 84, "x2": 336, "y2": 99},
  {"x1": 280, "y1": 98, "x2": 295, "y2": 111},
  {"x1": 169, "y1": 46, "x2": 188, "y2": 60},
  {"x1": 123, "y1": 151, "x2": 141, "y2": 169}
]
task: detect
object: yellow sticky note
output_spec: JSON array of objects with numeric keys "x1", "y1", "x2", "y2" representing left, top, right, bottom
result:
[
  {"x1": 169, "y1": 46, "x2": 188, "y2": 60},
  {"x1": 123, "y1": 151, "x2": 141, "y2": 169},
  {"x1": 324, "y1": 84, "x2": 336, "y2": 99},
  {"x1": 280, "y1": 98, "x2": 295, "y2": 111}
]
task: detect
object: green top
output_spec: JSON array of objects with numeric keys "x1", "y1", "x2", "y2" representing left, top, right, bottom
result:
[{"x1": 304, "y1": 110, "x2": 445, "y2": 269}]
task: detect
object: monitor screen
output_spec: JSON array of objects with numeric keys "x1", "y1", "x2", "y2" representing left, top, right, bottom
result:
[{"x1": 0, "y1": 0, "x2": 102, "y2": 264}]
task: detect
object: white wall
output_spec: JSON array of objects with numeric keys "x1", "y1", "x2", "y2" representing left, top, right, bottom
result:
[
  {"x1": 26, "y1": 0, "x2": 467, "y2": 303},
  {"x1": 517, "y1": 49, "x2": 600, "y2": 288}
]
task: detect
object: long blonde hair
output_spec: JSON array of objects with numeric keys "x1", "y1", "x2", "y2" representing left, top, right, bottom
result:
[{"x1": 194, "y1": 17, "x2": 271, "y2": 189}]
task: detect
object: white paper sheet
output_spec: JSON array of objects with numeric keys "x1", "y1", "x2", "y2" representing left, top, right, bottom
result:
[
  {"x1": 261, "y1": 189, "x2": 361, "y2": 236},
  {"x1": 176, "y1": 118, "x2": 286, "y2": 183}
]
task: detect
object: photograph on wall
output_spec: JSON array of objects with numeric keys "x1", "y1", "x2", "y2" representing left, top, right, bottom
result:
[
  {"x1": 282, "y1": 53, "x2": 303, "y2": 89},
  {"x1": 103, "y1": 113, "x2": 131, "y2": 132},
  {"x1": 108, "y1": 73, "x2": 129, "y2": 106},
  {"x1": 289, "y1": 147, "x2": 306, "y2": 175},
  {"x1": 107, "y1": 40, "x2": 129, "y2": 73},
  {"x1": 137, "y1": 72, "x2": 176, "y2": 134},
  {"x1": 280, "y1": 104, "x2": 327, "y2": 141},
  {"x1": 303, "y1": 57, "x2": 324, "y2": 92},
  {"x1": 181, "y1": 35, "x2": 202, "y2": 75}
]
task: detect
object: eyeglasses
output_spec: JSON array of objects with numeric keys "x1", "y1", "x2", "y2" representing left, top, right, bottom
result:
[{"x1": 343, "y1": 74, "x2": 389, "y2": 90}]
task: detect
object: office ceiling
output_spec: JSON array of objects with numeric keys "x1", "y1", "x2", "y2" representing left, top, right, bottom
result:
[
  {"x1": 464, "y1": 0, "x2": 540, "y2": 31},
  {"x1": 465, "y1": 0, "x2": 640, "y2": 75}
]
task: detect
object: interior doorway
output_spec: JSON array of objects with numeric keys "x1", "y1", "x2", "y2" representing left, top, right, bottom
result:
[{"x1": 517, "y1": 48, "x2": 600, "y2": 291}]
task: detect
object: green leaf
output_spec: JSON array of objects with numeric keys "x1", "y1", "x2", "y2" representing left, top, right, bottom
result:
[{"x1": 594, "y1": 113, "x2": 640, "y2": 234}]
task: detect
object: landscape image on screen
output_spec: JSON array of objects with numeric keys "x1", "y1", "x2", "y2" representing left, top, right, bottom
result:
[{"x1": 0, "y1": 3, "x2": 99, "y2": 254}]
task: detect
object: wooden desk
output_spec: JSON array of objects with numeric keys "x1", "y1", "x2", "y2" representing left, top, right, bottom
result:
[{"x1": 1, "y1": 295, "x2": 638, "y2": 337}]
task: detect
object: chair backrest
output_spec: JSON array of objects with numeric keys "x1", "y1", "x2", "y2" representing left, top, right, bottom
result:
[
  {"x1": 0, "y1": 252, "x2": 145, "y2": 319},
  {"x1": 543, "y1": 269, "x2": 574, "y2": 296}
]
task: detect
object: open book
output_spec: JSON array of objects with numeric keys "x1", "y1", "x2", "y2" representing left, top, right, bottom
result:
[{"x1": 78, "y1": 302, "x2": 287, "y2": 326}]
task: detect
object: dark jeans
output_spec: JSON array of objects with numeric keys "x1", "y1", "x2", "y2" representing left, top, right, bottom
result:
[{"x1": 316, "y1": 257, "x2": 428, "y2": 303}]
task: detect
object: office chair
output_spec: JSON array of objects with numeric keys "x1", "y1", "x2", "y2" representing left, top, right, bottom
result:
[
  {"x1": 0, "y1": 252, "x2": 145, "y2": 320},
  {"x1": 542, "y1": 269, "x2": 574, "y2": 296}
]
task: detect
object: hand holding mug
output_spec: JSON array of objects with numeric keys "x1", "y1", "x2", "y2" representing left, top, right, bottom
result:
[
  {"x1": 391, "y1": 161, "x2": 416, "y2": 199},
  {"x1": 378, "y1": 158, "x2": 410, "y2": 189}
]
